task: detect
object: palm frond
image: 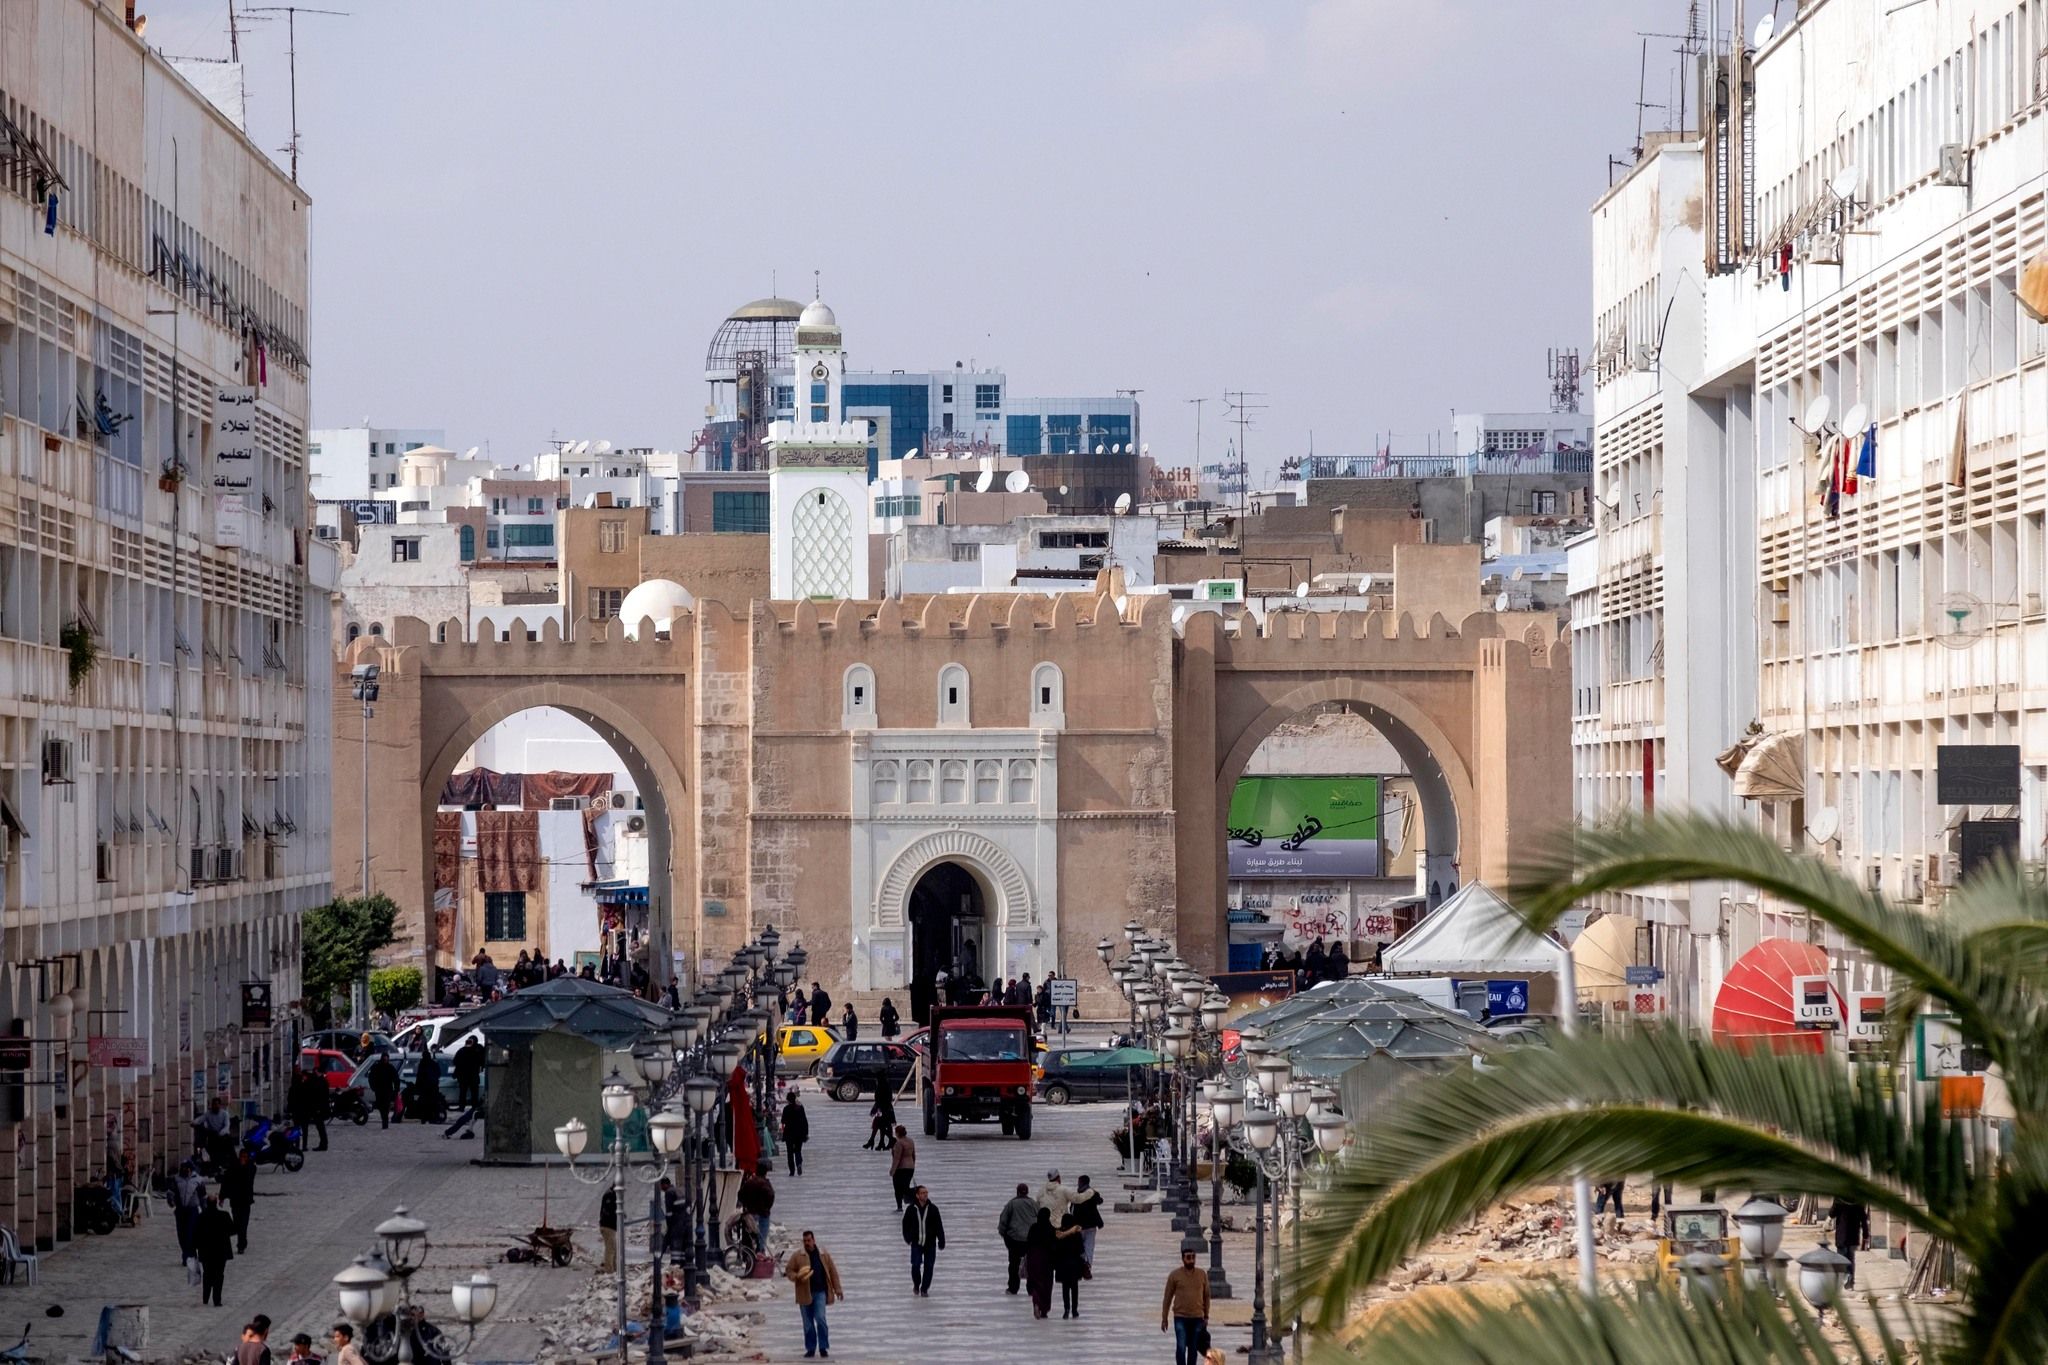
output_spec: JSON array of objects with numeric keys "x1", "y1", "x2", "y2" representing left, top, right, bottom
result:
[
  {"x1": 1511, "y1": 816, "x2": 2048, "y2": 1111},
  {"x1": 1312, "y1": 1277, "x2": 1921, "y2": 1365},
  {"x1": 1294, "y1": 1029, "x2": 1979, "y2": 1330}
]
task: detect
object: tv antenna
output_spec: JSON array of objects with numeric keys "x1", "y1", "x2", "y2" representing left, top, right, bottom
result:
[
  {"x1": 246, "y1": 6, "x2": 349, "y2": 183},
  {"x1": 1547, "y1": 348, "x2": 1582, "y2": 413},
  {"x1": 1222, "y1": 390, "x2": 1267, "y2": 516}
]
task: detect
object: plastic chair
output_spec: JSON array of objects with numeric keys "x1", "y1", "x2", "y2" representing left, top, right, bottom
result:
[{"x1": 0, "y1": 1226, "x2": 38, "y2": 1285}]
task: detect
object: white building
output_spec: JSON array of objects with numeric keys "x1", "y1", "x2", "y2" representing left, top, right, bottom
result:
[
  {"x1": 1573, "y1": 0, "x2": 2048, "y2": 1023},
  {"x1": 767, "y1": 298, "x2": 872, "y2": 600},
  {"x1": 309, "y1": 424, "x2": 446, "y2": 500},
  {"x1": 887, "y1": 514, "x2": 1162, "y2": 596},
  {"x1": 0, "y1": 0, "x2": 333, "y2": 1239}
]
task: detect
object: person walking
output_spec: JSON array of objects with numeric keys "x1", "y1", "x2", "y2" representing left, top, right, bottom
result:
[
  {"x1": 878, "y1": 998, "x2": 900, "y2": 1039},
  {"x1": 412, "y1": 1050, "x2": 443, "y2": 1123},
  {"x1": 809, "y1": 982, "x2": 832, "y2": 1027},
  {"x1": 1829, "y1": 1196, "x2": 1871, "y2": 1290},
  {"x1": 220, "y1": 1148, "x2": 257, "y2": 1254},
  {"x1": 888, "y1": 1126, "x2": 915, "y2": 1211},
  {"x1": 452, "y1": 1037, "x2": 487, "y2": 1110},
  {"x1": 900, "y1": 1185, "x2": 944, "y2": 1296},
  {"x1": 1161, "y1": 1246, "x2": 1212, "y2": 1365},
  {"x1": 193, "y1": 1194, "x2": 235, "y2": 1306},
  {"x1": 840, "y1": 1002, "x2": 859, "y2": 1041},
  {"x1": 171, "y1": 1159, "x2": 205, "y2": 1265},
  {"x1": 783, "y1": 1229, "x2": 842, "y2": 1359},
  {"x1": 1055, "y1": 1207, "x2": 1088, "y2": 1317},
  {"x1": 999, "y1": 1182, "x2": 1037, "y2": 1294},
  {"x1": 1327, "y1": 941, "x2": 1350, "y2": 981},
  {"x1": 782, "y1": 1091, "x2": 810, "y2": 1177},
  {"x1": 865, "y1": 1081, "x2": 895, "y2": 1150},
  {"x1": 365, "y1": 1053, "x2": 400, "y2": 1129},
  {"x1": 790, "y1": 993, "x2": 808, "y2": 1026},
  {"x1": 1036, "y1": 1169, "x2": 1072, "y2": 1225},
  {"x1": 1071, "y1": 1174, "x2": 1104, "y2": 1264},
  {"x1": 1023, "y1": 1207, "x2": 1058, "y2": 1318},
  {"x1": 598, "y1": 1186, "x2": 619, "y2": 1274},
  {"x1": 739, "y1": 1161, "x2": 777, "y2": 1257},
  {"x1": 287, "y1": 1065, "x2": 329, "y2": 1152}
]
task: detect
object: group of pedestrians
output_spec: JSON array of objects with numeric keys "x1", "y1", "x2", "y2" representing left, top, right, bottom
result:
[{"x1": 996, "y1": 1171, "x2": 1104, "y2": 1318}]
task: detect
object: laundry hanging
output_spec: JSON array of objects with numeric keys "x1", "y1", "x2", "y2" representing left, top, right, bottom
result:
[
  {"x1": 1838, "y1": 434, "x2": 1858, "y2": 496},
  {"x1": 1854, "y1": 424, "x2": 1876, "y2": 481}
]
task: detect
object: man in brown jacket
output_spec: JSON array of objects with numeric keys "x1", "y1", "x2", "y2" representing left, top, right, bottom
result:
[
  {"x1": 1161, "y1": 1246, "x2": 1212, "y2": 1365},
  {"x1": 888, "y1": 1125, "x2": 916, "y2": 1211},
  {"x1": 784, "y1": 1229, "x2": 844, "y2": 1359}
]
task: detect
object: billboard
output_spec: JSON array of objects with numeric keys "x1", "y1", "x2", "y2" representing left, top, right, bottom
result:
[{"x1": 1227, "y1": 776, "x2": 1381, "y2": 878}]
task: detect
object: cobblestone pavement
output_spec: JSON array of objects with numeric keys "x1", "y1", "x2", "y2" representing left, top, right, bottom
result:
[
  {"x1": 16, "y1": 1114, "x2": 601, "y2": 1362},
  {"x1": 750, "y1": 1079, "x2": 1244, "y2": 1365}
]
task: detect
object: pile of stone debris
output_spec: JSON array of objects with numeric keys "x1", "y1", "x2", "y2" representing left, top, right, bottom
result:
[{"x1": 521, "y1": 1221, "x2": 794, "y2": 1359}]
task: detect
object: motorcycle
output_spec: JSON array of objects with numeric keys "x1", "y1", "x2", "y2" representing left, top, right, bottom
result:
[
  {"x1": 73, "y1": 1179, "x2": 120, "y2": 1236},
  {"x1": 331, "y1": 1085, "x2": 371, "y2": 1126},
  {"x1": 242, "y1": 1117, "x2": 306, "y2": 1172}
]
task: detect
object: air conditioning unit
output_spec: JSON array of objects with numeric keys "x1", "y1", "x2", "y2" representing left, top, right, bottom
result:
[
  {"x1": 1806, "y1": 230, "x2": 1842, "y2": 265},
  {"x1": 625, "y1": 814, "x2": 647, "y2": 835},
  {"x1": 96, "y1": 841, "x2": 115, "y2": 883},
  {"x1": 2026, "y1": 592, "x2": 2045, "y2": 617},
  {"x1": 214, "y1": 847, "x2": 240, "y2": 882},
  {"x1": 1937, "y1": 143, "x2": 1970, "y2": 187},
  {"x1": 1903, "y1": 856, "x2": 1925, "y2": 901},
  {"x1": 1924, "y1": 851, "x2": 1949, "y2": 889},
  {"x1": 1866, "y1": 862, "x2": 1883, "y2": 891},
  {"x1": 549, "y1": 796, "x2": 589, "y2": 811},
  {"x1": 609, "y1": 792, "x2": 631, "y2": 810},
  {"x1": 41, "y1": 738, "x2": 73, "y2": 785},
  {"x1": 190, "y1": 846, "x2": 213, "y2": 883},
  {"x1": 1631, "y1": 344, "x2": 1660, "y2": 373}
]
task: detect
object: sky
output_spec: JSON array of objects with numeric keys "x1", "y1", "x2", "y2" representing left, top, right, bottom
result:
[{"x1": 149, "y1": 0, "x2": 1690, "y2": 485}]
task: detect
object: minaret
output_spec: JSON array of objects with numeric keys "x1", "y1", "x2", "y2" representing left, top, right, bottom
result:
[{"x1": 768, "y1": 296, "x2": 871, "y2": 600}]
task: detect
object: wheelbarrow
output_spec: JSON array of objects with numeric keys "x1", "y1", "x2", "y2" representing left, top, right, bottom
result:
[{"x1": 509, "y1": 1224, "x2": 575, "y2": 1267}]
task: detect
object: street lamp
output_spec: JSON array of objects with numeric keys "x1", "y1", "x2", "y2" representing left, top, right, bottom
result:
[
  {"x1": 1796, "y1": 1246, "x2": 1851, "y2": 1320},
  {"x1": 332, "y1": 1207, "x2": 496, "y2": 1363}
]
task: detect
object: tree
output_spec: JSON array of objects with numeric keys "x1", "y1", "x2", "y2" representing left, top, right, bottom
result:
[
  {"x1": 1295, "y1": 817, "x2": 2048, "y2": 1364},
  {"x1": 369, "y1": 965, "x2": 423, "y2": 1016},
  {"x1": 301, "y1": 893, "x2": 400, "y2": 1022}
]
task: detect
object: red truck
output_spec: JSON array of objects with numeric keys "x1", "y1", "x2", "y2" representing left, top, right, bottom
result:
[{"x1": 921, "y1": 1004, "x2": 1036, "y2": 1140}]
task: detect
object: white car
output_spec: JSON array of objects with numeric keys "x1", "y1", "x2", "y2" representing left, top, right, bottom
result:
[{"x1": 391, "y1": 1016, "x2": 484, "y2": 1056}]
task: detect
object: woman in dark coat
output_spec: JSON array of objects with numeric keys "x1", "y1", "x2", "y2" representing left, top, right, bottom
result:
[
  {"x1": 866, "y1": 1076, "x2": 896, "y2": 1150},
  {"x1": 1054, "y1": 1209, "x2": 1087, "y2": 1317},
  {"x1": 878, "y1": 998, "x2": 900, "y2": 1038},
  {"x1": 1023, "y1": 1207, "x2": 1057, "y2": 1318},
  {"x1": 193, "y1": 1193, "x2": 235, "y2": 1306}
]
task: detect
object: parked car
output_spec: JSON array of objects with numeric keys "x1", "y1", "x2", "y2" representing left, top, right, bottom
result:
[
  {"x1": 774, "y1": 1024, "x2": 841, "y2": 1074},
  {"x1": 1034, "y1": 1046, "x2": 1154, "y2": 1106},
  {"x1": 814, "y1": 1039, "x2": 918, "y2": 1102},
  {"x1": 300, "y1": 1028, "x2": 393, "y2": 1061},
  {"x1": 300, "y1": 1047, "x2": 360, "y2": 1091},
  {"x1": 348, "y1": 1050, "x2": 461, "y2": 1119},
  {"x1": 391, "y1": 1016, "x2": 484, "y2": 1057}
]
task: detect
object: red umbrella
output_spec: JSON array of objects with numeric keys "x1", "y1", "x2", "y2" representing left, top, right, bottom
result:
[
  {"x1": 1712, "y1": 937, "x2": 1834, "y2": 1056},
  {"x1": 728, "y1": 1063, "x2": 760, "y2": 1172}
]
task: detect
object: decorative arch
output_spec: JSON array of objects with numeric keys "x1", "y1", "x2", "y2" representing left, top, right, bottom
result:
[
  {"x1": 874, "y1": 828, "x2": 1035, "y2": 930},
  {"x1": 937, "y1": 662, "x2": 971, "y2": 728},
  {"x1": 843, "y1": 663, "x2": 876, "y2": 730},
  {"x1": 1030, "y1": 662, "x2": 1065, "y2": 729}
]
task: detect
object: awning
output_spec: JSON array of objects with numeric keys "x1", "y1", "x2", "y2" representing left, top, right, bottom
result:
[
  {"x1": 1733, "y1": 731, "x2": 1805, "y2": 801},
  {"x1": 0, "y1": 791, "x2": 25, "y2": 838},
  {"x1": 1711, "y1": 937, "x2": 1831, "y2": 1056},
  {"x1": 1570, "y1": 913, "x2": 1641, "y2": 994},
  {"x1": 1379, "y1": 882, "x2": 1567, "y2": 977},
  {"x1": 458, "y1": 976, "x2": 675, "y2": 1047},
  {"x1": 1715, "y1": 724, "x2": 1764, "y2": 778}
]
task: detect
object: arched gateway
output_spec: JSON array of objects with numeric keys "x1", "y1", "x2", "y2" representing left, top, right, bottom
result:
[{"x1": 335, "y1": 575, "x2": 1568, "y2": 1007}]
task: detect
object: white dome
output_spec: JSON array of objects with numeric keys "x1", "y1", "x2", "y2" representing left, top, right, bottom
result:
[
  {"x1": 799, "y1": 298, "x2": 837, "y2": 328},
  {"x1": 618, "y1": 579, "x2": 696, "y2": 639}
]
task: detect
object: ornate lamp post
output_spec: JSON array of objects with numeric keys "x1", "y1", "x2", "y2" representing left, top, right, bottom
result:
[{"x1": 332, "y1": 1206, "x2": 497, "y2": 1364}]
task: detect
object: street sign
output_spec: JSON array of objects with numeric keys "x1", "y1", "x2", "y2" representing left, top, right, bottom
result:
[
  {"x1": 1914, "y1": 1014, "x2": 1989, "y2": 1080},
  {"x1": 1624, "y1": 964, "x2": 1664, "y2": 986},
  {"x1": 1936, "y1": 743, "x2": 2020, "y2": 804},
  {"x1": 87, "y1": 1036, "x2": 146, "y2": 1069},
  {"x1": 1847, "y1": 992, "x2": 1889, "y2": 1043},
  {"x1": 1631, "y1": 988, "x2": 1665, "y2": 1016},
  {"x1": 1486, "y1": 980, "x2": 1529, "y2": 1015},
  {"x1": 1048, "y1": 978, "x2": 1078, "y2": 1009},
  {"x1": 240, "y1": 981, "x2": 272, "y2": 1028},
  {"x1": 1791, "y1": 975, "x2": 1839, "y2": 1027}
]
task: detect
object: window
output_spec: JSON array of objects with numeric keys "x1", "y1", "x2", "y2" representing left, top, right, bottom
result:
[
  {"x1": 809, "y1": 381, "x2": 829, "y2": 423},
  {"x1": 872, "y1": 760, "x2": 899, "y2": 804},
  {"x1": 1008, "y1": 759, "x2": 1035, "y2": 804},
  {"x1": 975, "y1": 383, "x2": 1001, "y2": 412},
  {"x1": 502, "y1": 524, "x2": 553, "y2": 547},
  {"x1": 383, "y1": 442, "x2": 396, "y2": 455},
  {"x1": 938, "y1": 663, "x2": 970, "y2": 726},
  {"x1": 907, "y1": 760, "x2": 933, "y2": 803},
  {"x1": 1037, "y1": 530, "x2": 1107, "y2": 549},
  {"x1": 390, "y1": 537, "x2": 421, "y2": 562},
  {"x1": 1533, "y1": 490, "x2": 1559, "y2": 515},
  {"x1": 459, "y1": 525, "x2": 475, "y2": 562},
  {"x1": 526, "y1": 497, "x2": 545, "y2": 515},
  {"x1": 1030, "y1": 662, "x2": 1065, "y2": 727},
  {"x1": 844, "y1": 664, "x2": 877, "y2": 728},
  {"x1": 951, "y1": 543, "x2": 981, "y2": 562},
  {"x1": 486, "y1": 527, "x2": 500, "y2": 550},
  {"x1": 940, "y1": 759, "x2": 968, "y2": 803},
  {"x1": 484, "y1": 892, "x2": 527, "y2": 940},
  {"x1": 975, "y1": 760, "x2": 1002, "y2": 803},
  {"x1": 589, "y1": 588, "x2": 624, "y2": 620},
  {"x1": 599, "y1": 519, "x2": 627, "y2": 553},
  {"x1": 712, "y1": 491, "x2": 769, "y2": 533},
  {"x1": 490, "y1": 497, "x2": 506, "y2": 515},
  {"x1": 345, "y1": 623, "x2": 361, "y2": 643},
  {"x1": 942, "y1": 384, "x2": 954, "y2": 403},
  {"x1": 873, "y1": 495, "x2": 922, "y2": 518}
]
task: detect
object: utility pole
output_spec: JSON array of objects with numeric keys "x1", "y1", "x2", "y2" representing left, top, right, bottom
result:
[{"x1": 246, "y1": 6, "x2": 348, "y2": 183}]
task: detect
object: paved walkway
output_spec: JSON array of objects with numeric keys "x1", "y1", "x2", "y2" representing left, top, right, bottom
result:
[{"x1": 751, "y1": 1079, "x2": 1235, "y2": 1364}]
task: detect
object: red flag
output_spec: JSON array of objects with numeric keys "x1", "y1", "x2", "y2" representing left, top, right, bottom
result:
[{"x1": 727, "y1": 1063, "x2": 759, "y2": 1173}]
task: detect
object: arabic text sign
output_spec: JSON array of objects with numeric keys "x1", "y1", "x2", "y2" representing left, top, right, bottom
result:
[
  {"x1": 88, "y1": 1035, "x2": 146, "y2": 1069},
  {"x1": 1227, "y1": 776, "x2": 1381, "y2": 878},
  {"x1": 210, "y1": 386, "x2": 258, "y2": 490}
]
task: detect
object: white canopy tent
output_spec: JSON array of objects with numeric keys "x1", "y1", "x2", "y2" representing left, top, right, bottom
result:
[{"x1": 1377, "y1": 880, "x2": 1597, "y2": 1292}]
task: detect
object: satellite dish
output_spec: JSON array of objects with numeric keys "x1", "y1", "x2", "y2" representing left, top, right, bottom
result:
[
  {"x1": 1840, "y1": 402, "x2": 1869, "y2": 434},
  {"x1": 974, "y1": 468, "x2": 994, "y2": 493},
  {"x1": 1113, "y1": 492, "x2": 1133, "y2": 515},
  {"x1": 1753, "y1": 12, "x2": 1775, "y2": 47},
  {"x1": 903, "y1": 448, "x2": 919, "y2": 461},
  {"x1": 1829, "y1": 166, "x2": 1860, "y2": 200},
  {"x1": 574, "y1": 439, "x2": 592, "y2": 455},
  {"x1": 1937, "y1": 591, "x2": 1988, "y2": 649},
  {"x1": 1004, "y1": 469, "x2": 1030, "y2": 494},
  {"x1": 1495, "y1": 592, "x2": 1513, "y2": 613},
  {"x1": 1141, "y1": 443, "x2": 1149, "y2": 455},
  {"x1": 1806, "y1": 805, "x2": 1840, "y2": 845},
  {"x1": 1058, "y1": 485, "x2": 1070, "y2": 496},
  {"x1": 464, "y1": 446, "x2": 479, "y2": 459},
  {"x1": 1294, "y1": 582, "x2": 1309, "y2": 599},
  {"x1": 1803, "y1": 395, "x2": 1832, "y2": 431},
  {"x1": 1094, "y1": 444, "x2": 1106, "y2": 456}
]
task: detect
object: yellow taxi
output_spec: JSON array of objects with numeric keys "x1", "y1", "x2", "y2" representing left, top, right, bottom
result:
[{"x1": 773, "y1": 1023, "x2": 841, "y2": 1074}]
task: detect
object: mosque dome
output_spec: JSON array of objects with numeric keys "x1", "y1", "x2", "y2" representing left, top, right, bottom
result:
[
  {"x1": 799, "y1": 298, "x2": 838, "y2": 329},
  {"x1": 618, "y1": 579, "x2": 697, "y2": 640}
]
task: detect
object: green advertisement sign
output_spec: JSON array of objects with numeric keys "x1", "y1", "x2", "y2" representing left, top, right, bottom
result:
[{"x1": 1227, "y1": 776, "x2": 1382, "y2": 878}]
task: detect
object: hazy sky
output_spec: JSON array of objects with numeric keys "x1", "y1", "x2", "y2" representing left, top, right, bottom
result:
[{"x1": 151, "y1": 0, "x2": 1684, "y2": 483}]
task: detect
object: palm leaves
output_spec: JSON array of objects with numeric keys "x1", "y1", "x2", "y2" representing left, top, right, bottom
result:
[{"x1": 1289, "y1": 814, "x2": 2048, "y2": 1364}]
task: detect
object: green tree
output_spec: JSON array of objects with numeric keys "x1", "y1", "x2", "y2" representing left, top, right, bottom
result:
[
  {"x1": 301, "y1": 893, "x2": 400, "y2": 1020},
  {"x1": 1295, "y1": 817, "x2": 2048, "y2": 1364},
  {"x1": 369, "y1": 965, "x2": 423, "y2": 1016}
]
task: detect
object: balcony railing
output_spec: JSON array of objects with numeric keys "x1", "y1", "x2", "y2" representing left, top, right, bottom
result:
[{"x1": 1304, "y1": 447, "x2": 1594, "y2": 480}]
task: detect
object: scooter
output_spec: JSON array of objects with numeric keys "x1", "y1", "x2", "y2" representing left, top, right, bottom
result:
[
  {"x1": 242, "y1": 1117, "x2": 306, "y2": 1172},
  {"x1": 331, "y1": 1085, "x2": 371, "y2": 1126}
]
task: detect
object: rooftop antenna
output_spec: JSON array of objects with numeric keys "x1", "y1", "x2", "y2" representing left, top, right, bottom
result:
[
  {"x1": 1547, "y1": 348, "x2": 1582, "y2": 413},
  {"x1": 1222, "y1": 390, "x2": 1267, "y2": 518},
  {"x1": 246, "y1": 6, "x2": 348, "y2": 183}
]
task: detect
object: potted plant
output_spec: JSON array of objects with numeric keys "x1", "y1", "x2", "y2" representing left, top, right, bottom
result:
[{"x1": 61, "y1": 619, "x2": 97, "y2": 689}]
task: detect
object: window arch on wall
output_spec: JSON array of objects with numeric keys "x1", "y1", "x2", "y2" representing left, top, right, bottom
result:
[
  {"x1": 345, "y1": 622, "x2": 362, "y2": 644},
  {"x1": 940, "y1": 759, "x2": 968, "y2": 804},
  {"x1": 1030, "y1": 662, "x2": 1065, "y2": 728},
  {"x1": 907, "y1": 760, "x2": 934, "y2": 804},
  {"x1": 368, "y1": 622, "x2": 384, "y2": 637},
  {"x1": 1008, "y1": 759, "x2": 1035, "y2": 804},
  {"x1": 843, "y1": 664, "x2": 877, "y2": 729},
  {"x1": 938, "y1": 663, "x2": 970, "y2": 728},
  {"x1": 974, "y1": 760, "x2": 1002, "y2": 803},
  {"x1": 872, "y1": 760, "x2": 900, "y2": 805}
]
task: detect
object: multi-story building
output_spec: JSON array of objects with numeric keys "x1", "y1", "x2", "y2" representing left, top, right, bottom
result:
[
  {"x1": 1573, "y1": 0, "x2": 2048, "y2": 1021},
  {"x1": 308, "y1": 423, "x2": 446, "y2": 499},
  {"x1": 0, "y1": 0, "x2": 332, "y2": 1244}
]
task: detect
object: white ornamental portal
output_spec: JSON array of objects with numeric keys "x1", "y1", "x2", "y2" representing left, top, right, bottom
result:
[{"x1": 847, "y1": 729, "x2": 1060, "y2": 995}]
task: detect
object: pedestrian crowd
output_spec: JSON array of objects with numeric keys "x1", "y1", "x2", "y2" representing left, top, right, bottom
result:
[{"x1": 1261, "y1": 935, "x2": 1353, "y2": 985}]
